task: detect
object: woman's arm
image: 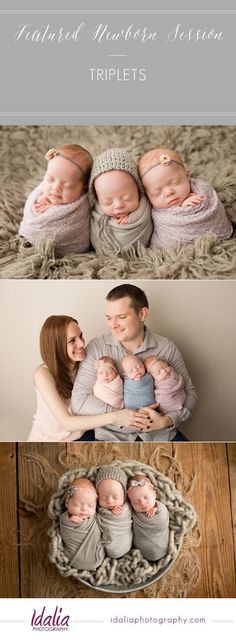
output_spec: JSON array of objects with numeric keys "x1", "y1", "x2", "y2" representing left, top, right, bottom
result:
[{"x1": 34, "y1": 367, "x2": 151, "y2": 433}]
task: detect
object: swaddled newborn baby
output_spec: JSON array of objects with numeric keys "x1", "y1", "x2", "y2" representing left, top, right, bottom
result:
[
  {"x1": 138, "y1": 147, "x2": 233, "y2": 250},
  {"x1": 93, "y1": 356, "x2": 124, "y2": 409},
  {"x1": 144, "y1": 356, "x2": 186, "y2": 414},
  {"x1": 19, "y1": 144, "x2": 93, "y2": 257},
  {"x1": 89, "y1": 148, "x2": 153, "y2": 250},
  {"x1": 127, "y1": 474, "x2": 169, "y2": 561},
  {"x1": 96, "y1": 465, "x2": 133, "y2": 558},
  {"x1": 122, "y1": 355, "x2": 155, "y2": 409},
  {"x1": 59, "y1": 478, "x2": 105, "y2": 570}
]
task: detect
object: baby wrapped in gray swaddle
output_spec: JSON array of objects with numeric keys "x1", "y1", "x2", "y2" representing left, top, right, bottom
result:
[
  {"x1": 89, "y1": 148, "x2": 153, "y2": 250},
  {"x1": 96, "y1": 465, "x2": 133, "y2": 559},
  {"x1": 59, "y1": 478, "x2": 105, "y2": 570},
  {"x1": 127, "y1": 475, "x2": 169, "y2": 562}
]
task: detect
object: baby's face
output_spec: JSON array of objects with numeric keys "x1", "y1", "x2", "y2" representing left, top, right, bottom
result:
[
  {"x1": 94, "y1": 170, "x2": 139, "y2": 218},
  {"x1": 123, "y1": 355, "x2": 145, "y2": 381},
  {"x1": 42, "y1": 156, "x2": 85, "y2": 205},
  {"x1": 96, "y1": 362, "x2": 117, "y2": 384},
  {"x1": 150, "y1": 360, "x2": 171, "y2": 381},
  {"x1": 66, "y1": 488, "x2": 97, "y2": 519},
  {"x1": 128, "y1": 483, "x2": 156, "y2": 513},
  {"x1": 142, "y1": 163, "x2": 190, "y2": 209},
  {"x1": 98, "y1": 479, "x2": 125, "y2": 509}
]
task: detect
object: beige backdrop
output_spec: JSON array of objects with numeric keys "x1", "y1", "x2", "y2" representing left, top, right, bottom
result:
[{"x1": 1, "y1": 279, "x2": 235, "y2": 441}]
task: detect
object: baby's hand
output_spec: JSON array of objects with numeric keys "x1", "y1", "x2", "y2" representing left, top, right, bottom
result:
[
  {"x1": 146, "y1": 506, "x2": 158, "y2": 518},
  {"x1": 34, "y1": 195, "x2": 53, "y2": 213},
  {"x1": 69, "y1": 515, "x2": 84, "y2": 524},
  {"x1": 115, "y1": 214, "x2": 130, "y2": 224},
  {"x1": 181, "y1": 193, "x2": 205, "y2": 208},
  {"x1": 111, "y1": 505, "x2": 123, "y2": 515}
]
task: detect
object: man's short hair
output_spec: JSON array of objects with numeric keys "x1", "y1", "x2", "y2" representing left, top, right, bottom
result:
[{"x1": 106, "y1": 284, "x2": 149, "y2": 313}]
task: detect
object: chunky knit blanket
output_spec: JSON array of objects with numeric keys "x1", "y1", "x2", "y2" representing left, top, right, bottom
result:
[
  {"x1": 132, "y1": 500, "x2": 169, "y2": 562},
  {"x1": 90, "y1": 195, "x2": 153, "y2": 250},
  {"x1": 150, "y1": 178, "x2": 233, "y2": 250},
  {"x1": 48, "y1": 460, "x2": 197, "y2": 590},
  {"x1": 154, "y1": 369, "x2": 186, "y2": 415},
  {"x1": 123, "y1": 372, "x2": 155, "y2": 410},
  {"x1": 59, "y1": 511, "x2": 105, "y2": 571},
  {"x1": 97, "y1": 502, "x2": 133, "y2": 559},
  {"x1": 93, "y1": 375, "x2": 124, "y2": 409},
  {"x1": 19, "y1": 183, "x2": 91, "y2": 258}
]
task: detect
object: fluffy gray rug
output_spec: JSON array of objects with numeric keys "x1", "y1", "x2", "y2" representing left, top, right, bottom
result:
[{"x1": 0, "y1": 125, "x2": 235, "y2": 279}]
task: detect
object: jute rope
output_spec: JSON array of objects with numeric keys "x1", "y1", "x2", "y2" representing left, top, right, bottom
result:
[{"x1": 48, "y1": 459, "x2": 197, "y2": 589}]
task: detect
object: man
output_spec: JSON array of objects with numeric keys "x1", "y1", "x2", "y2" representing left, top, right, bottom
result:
[{"x1": 71, "y1": 284, "x2": 198, "y2": 441}]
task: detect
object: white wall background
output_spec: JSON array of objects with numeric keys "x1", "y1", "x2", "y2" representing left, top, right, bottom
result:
[{"x1": 1, "y1": 279, "x2": 235, "y2": 441}]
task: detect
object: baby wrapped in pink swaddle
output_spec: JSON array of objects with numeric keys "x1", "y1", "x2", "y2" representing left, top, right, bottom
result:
[
  {"x1": 93, "y1": 357, "x2": 124, "y2": 409},
  {"x1": 19, "y1": 144, "x2": 93, "y2": 258},
  {"x1": 144, "y1": 356, "x2": 186, "y2": 414},
  {"x1": 138, "y1": 148, "x2": 233, "y2": 250}
]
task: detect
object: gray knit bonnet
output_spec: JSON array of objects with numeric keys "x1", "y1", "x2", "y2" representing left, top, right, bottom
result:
[
  {"x1": 95, "y1": 465, "x2": 127, "y2": 493},
  {"x1": 89, "y1": 148, "x2": 144, "y2": 206}
]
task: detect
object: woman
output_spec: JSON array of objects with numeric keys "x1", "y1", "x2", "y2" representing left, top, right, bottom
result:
[{"x1": 28, "y1": 315, "x2": 151, "y2": 441}]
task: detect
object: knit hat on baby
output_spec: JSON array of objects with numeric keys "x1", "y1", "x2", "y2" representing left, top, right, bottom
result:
[
  {"x1": 89, "y1": 148, "x2": 144, "y2": 206},
  {"x1": 95, "y1": 465, "x2": 128, "y2": 493}
]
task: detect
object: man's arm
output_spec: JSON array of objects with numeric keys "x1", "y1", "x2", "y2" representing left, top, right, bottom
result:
[
  {"x1": 160, "y1": 339, "x2": 198, "y2": 428},
  {"x1": 71, "y1": 339, "x2": 113, "y2": 417}
]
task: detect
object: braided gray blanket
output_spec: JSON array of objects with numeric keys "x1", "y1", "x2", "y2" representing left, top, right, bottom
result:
[{"x1": 48, "y1": 460, "x2": 197, "y2": 591}]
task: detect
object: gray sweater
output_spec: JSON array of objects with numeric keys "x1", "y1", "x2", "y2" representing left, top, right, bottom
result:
[{"x1": 71, "y1": 327, "x2": 198, "y2": 441}]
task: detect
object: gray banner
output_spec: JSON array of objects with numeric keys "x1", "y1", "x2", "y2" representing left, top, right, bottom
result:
[{"x1": 0, "y1": 6, "x2": 235, "y2": 123}]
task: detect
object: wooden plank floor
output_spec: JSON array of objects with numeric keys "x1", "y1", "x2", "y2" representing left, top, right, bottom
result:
[{"x1": 0, "y1": 442, "x2": 235, "y2": 598}]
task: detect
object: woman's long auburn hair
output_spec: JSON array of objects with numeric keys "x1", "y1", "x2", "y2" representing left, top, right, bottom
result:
[{"x1": 40, "y1": 315, "x2": 79, "y2": 398}]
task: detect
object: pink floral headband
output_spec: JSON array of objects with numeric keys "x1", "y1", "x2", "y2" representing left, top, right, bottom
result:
[
  {"x1": 46, "y1": 148, "x2": 85, "y2": 177},
  {"x1": 140, "y1": 153, "x2": 184, "y2": 178}
]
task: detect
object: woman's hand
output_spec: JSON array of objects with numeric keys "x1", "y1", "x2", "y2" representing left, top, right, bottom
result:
[
  {"x1": 113, "y1": 407, "x2": 153, "y2": 430},
  {"x1": 137, "y1": 406, "x2": 174, "y2": 432}
]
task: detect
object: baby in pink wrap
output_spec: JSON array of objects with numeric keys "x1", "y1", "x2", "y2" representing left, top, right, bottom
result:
[
  {"x1": 19, "y1": 144, "x2": 93, "y2": 257},
  {"x1": 138, "y1": 147, "x2": 233, "y2": 250},
  {"x1": 93, "y1": 356, "x2": 124, "y2": 409},
  {"x1": 144, "y1": 356, "x2": 186, "y2": 414}
]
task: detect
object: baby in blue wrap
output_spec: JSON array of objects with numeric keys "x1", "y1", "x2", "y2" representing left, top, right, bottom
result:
[{"x1": 121, "y1": 355, "x2": 155, "y2": 409}]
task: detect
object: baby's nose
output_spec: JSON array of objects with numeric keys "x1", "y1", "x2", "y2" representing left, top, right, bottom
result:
[
  {"x1": 52, "y1": 182, "x2": 62, "y2": 193},
  {"x1": 114, "y1": 198, "x2": 123, "y2": 207},
  {"x1": 165, "y1": 185, "x2": 174, "y2": 195}
]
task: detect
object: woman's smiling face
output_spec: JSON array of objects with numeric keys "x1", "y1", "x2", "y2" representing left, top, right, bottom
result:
[{"x1": 66, "y1": 321, "x2": 85, "y2": 362}]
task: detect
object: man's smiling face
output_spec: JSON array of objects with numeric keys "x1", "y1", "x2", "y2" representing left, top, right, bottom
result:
[{"x1": 105, "y1": 296, "x2": 147, "y2": 345}]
